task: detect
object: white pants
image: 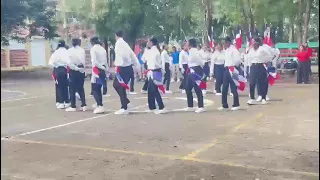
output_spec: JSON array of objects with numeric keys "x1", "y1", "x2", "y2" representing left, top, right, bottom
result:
[{"x1": 172, "y1": 64, "x2": 181, "y2": 80}]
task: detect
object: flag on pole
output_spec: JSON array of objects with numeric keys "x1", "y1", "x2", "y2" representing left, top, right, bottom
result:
[
  {"x1": 235, "y1": 26, "x2": 242, "y2": 49},
  {"x1": 228, "y1": 66, "x2": 247, "y2": 91},
  {"x1": 246, "y1": 31, "x2": 252, "y2": 53},
  {"x1": 263, "y1": 23, "x2": 273, "y2": 46},
  {"x1": 114, "y1": 66, "x2": 130, "y2": 90},
  {"x1": 208, "y1": 26, "x2": 215, "y2": 49}
]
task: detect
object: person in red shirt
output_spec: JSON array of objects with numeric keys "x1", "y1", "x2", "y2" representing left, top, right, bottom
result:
[{"x1": 296, "y1": 44, "x2": 311, "y2": 84}]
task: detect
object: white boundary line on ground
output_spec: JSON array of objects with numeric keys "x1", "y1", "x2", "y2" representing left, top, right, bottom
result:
[
  {"x1": 1, "y1": 103, "x2": 147, "y2": 140},
  {"x1": 1, "y1": 95, "x2": 52, "y2": 103}
]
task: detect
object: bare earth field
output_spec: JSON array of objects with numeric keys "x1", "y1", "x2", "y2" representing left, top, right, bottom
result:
[{"x1": 1, "y1": 70, "x2": 319, "y2": 180}]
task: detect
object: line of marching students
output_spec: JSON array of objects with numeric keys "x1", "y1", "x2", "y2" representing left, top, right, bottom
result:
[{"x1": 49, "y1": 30, "x2": 287, "y2": 115}]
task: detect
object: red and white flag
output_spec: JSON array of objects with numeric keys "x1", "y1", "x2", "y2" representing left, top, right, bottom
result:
[
  {"x1": 263, "y1": 24, "x2": 273, "y2": 46},
  {"x1": 228, "y1": 66, "x2": 247, "y2": 91},
  {"x1": 235, "y1": 26, "x2": 242, "y2": 50}
]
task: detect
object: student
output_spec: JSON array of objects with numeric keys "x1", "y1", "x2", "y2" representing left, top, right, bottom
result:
[
  {"x1": 145, "y1": 37, "x2": 167, "y2": 114},
  {"x1": 141, "y1": 45, "x2": 151, "y2": 94},
  {"x1": 90, "y1": 37, "x2": 109, "y2": 114},
  {"x1": 171, "y1": 46, "x2": 181, "y2": 82},
  {"x1": 182, "y1": 39, "x2": 205, "y2": 113},
  {"x1": 246, "y1": 37, "x2": 273, "y2": 105},
  {"x1": 137, "y1": 48, "x2": 145, "y2": 81},
  {"x1": 199, "y1": 44, "x2": 211, "y2": 94},
  {"x1": 161, "y1": 44, "x2": 172, "y2": 93},
  {"x1": 297, "y1": 44, "x2": 311, "y2": 84},
  {"x1": 113, "y1": 30, "x2": 140, "y2": 115},
  {"x1": 210, "y1": 43, "x2": 225, "y2": 95},
  {"x1": 178, "y1": 43, "x2": 189, "y2": 93},
  {"x1": 66, "y1": 38, "x2": 87, "y2": 112},
  {"x1": 49, "y1": 40, "x2": 70, "y2": 109},
  {"x1": 218, "y1": 37, "x2": 242, "y2": 111}
]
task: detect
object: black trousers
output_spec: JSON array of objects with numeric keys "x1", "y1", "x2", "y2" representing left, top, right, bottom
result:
[
  {"x1": 214, "y1": 64, "x2": 224, "y2": 93},
  {"x1": 55, "y1": 66, "x2": 70, "y2": 104},
  {"x1": 257, "y1": 79, "x2": 269, "y2": 96},
  {"x1": 129, "y1": 65, "x2": 135, "y2": 92},
  {"x1": 163, "y1": 62, "x2": 171, "y2": 91},
  {"x1": 203, "y1": 62, "x2": 210, "y2": 80},
  {"x1": 297, "y1": 61, "x2": 310, "y2": 84},
  {"x1": 53, "y1": 68, "x2": 60, "y2": 103},
  {"x1": 185, "y1": 66, "x2": 204, "y2": 108},
  {"x1": 142, "y1": 64, "x2": 149, "y2": 91},
  {"x1": 113, "y1": 65, "x2": 131, "y2": 110},
  {"x1": 103, "y1": 79, "x2": 107, "y2": 94},
  {"x1": 69, "y1": 69, "x2": 86, "y2": 108},
  {"x1": 222, "y1": 68, "x2": 240, "y2": 108},
  {"x1": 179, "y1": 64, "x2": 188, "y2": 90},
  {"x1": 148, "y1": 69, "x2": 165, "y2": 110},
  {"x1": 92, "y1": 68, "x2": 106, "y2": 106},
  {"x1": 249, "y1": 63, "x2": 268, "y2": 100}
]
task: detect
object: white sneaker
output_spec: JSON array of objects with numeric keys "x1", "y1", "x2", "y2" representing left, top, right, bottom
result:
[
  {"x1": 231, "y1": 106, "x2": 240, "y2": 111},
  {"x1": 65, "y1": 107, "x2": 77, "y2": 112},
  {"x1": 217, "y1": 107, "x2": 228, "y2": 111},
  {"x1": 177, "y1": 79, "x2": 181, "y2": 83},
  {"x1": 214, "y1": 79, "x2": 216, "y2": 83},
  {"x1": 261, "y1": 99, "x2": 268, "y2": 105},
  {"x1": 216, "y1": 93, "x2": 222, "y2": 96},
  {"x1": 146, "y1": 109, "x2": 156, "y2": 113},
  {"x1": 64, "y1": 103, "x2": 71, "y2": 108},
  {"x1": 247, "y1": 99, "x2": 255, "y2": 105},
  {"x1": 181, "y1": 90, "x2": 186, "y2": 94},
  {"x1": 57, "y1": 104, "x2": 65, "y2": 109},
  {"x1": 75, "y1": 93, "x2": 81, "y2": 100},
  {"x1": 229, "y1": 93, "x2": 233, "y2": 97},
  {"x1": 154, "y1": 108, "x2": 168, "y2": 114},
  {"x1": 114, "y1": 108, "x2": 129, "y2": 115},
  {"x1": 103, "y1": 94, "x2": 111, "y2": 97},
  {"x1": 56, "y1": 102, "x2": 60, "y2": 107},
  {"x1": 256, "y1": 96, "x2": 262, "y2": 102},
  {"x1": 195, "y1": 108, "x2": 205, "y2": 113},
  {"x1": 92, "y1": 104, "x2": 97, "y2": 109},
  {"x1": 141, "y1": 90, "x2": 147, "y2": 94},
  {"x1": 202, "y1": 90, "x2": 207, "y2": 95},
  {"x1": 182, "y1": 107, "x2": 194, "y2": 112},
  {"x1": 266, "y1": 95, "x2": 270, "y2": 101},
  {"x1": 213, "y1": 90, "x2": 217, "y2": 94},
  {"x1": 93, "y1": 106, "x2": 105, "y2": 114},
  {"x1": 80, "y1": 106, "x2": 87, "y2": 112},
  {"x1": 165, "y1": 90, "x2": 173, "y2": 94},
  {"x1": 170, "y1": 79, "x2": 174, "y2": 83},
  {"x1": 129, "y1": 91, "x2": 137, "y2": 95}
]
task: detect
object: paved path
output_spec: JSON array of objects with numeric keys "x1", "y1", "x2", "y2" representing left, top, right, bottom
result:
[{"x1": 1, "y1": 78, "x2": 319, "y2": 180}]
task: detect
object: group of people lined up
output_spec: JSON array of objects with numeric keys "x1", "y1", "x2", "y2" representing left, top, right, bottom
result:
[{"x1": 49, "y1": 30, "x2": 313, "y2": 115}]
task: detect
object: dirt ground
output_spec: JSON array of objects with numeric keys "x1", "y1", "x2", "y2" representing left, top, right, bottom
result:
[{"x1": 1, "y1": 71, "x2": 319, "y2": 180}]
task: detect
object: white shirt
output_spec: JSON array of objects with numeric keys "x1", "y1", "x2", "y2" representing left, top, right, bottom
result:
[
  {"x1": 210, "y1": 50, "x2": 225, "y2": 75},
  {"x1": 247, "y1": 46, "x2": 273, "y2": 64},
  {"x1": 188, "y1": 48, "x2": 204, "y2": 68},
  {"x1": 199, "y1": 49, "x2": 211, "y2": 63},
  {"x1": 224, "y1": 45, "x2": 241, "y2": 67},
  {"x1": 146, "y1": 46, "x2": 162, "y2": 70},
  {"x1": 271, "y1": 47, "x2": 281, "y2": 67},
  {"x1": 179, "y1": 50, "x2": 188, "y2": 68},
  {"x1": 161, "y1": 49, "x2": 171, "y2": 70},
  {"x1": 141, "y1": 48, "x2": 150, "y2": 64},
  {"x1": 48, "y1": 48, "x2": 70, "y2": 68},
  {"x1": 114, "y1": 38, "x2": 139, "y2": 67},
  {"x1": 67, "y1": 46, "x2": 86, "y2": 71},
  {"x1": 90, "y1": 44, "x2": 108, "y2": 71}
]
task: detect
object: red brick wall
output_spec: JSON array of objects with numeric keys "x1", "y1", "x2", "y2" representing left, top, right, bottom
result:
[
  {"x1": 10, "y1": 50, "x2": 28, "y2": 67},
  {"x1": 1, "y1": 49, "x2": 6, "y2": 68}
]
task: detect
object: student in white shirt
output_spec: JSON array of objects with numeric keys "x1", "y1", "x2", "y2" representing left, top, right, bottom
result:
[
  {"x1": 161, "y1": 44, "x2": 172, "y2": 93},
  {"x1": 218, "y1": 37, "x2": 242, "y2": 111},
  {"x1": 145, "y1": 37, "x2": 167, "y2": 114},
  {"x1": 90, "y1": 37, "x2": 109, "y2": 114},
  {"x1": 178, "y1": 43, "x2": 189, "y2": 93},
  {"x1": 183, "y1": 38, "x2": 205, "y2": 113},
  {"x1": 210, "y1": 43, "x2": 225, "y2": 95},
  {"x1": 141, "y1": 44, "x2": 151, "y2": 94},
  {"x1": 113, "y1": 30, "x2": 140, "y2": 115},
  {"x1": 246, "y1": 37, "x2": 273, "y2": 105},
  {"x1": 49, "y1": 40, "x2": 71, "y2": 109},
  {"x1": 65, "y1": 38, "x2": 87, "y2": 112},
  {"x1": 199, "y1": 45, "x2": 211, "y2": 94}
]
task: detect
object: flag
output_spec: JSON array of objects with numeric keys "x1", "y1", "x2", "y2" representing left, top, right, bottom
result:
[
  {"x1": 147, "y1": 70, "x2": 165, "y2": 94},
  {"x1": 246, "y1": 31, "x2": 252, "y2": 53},
  {"x1": 235, "y1": 26, "x2": 242, "y2": 49},
  {"x1": 263, "y1": 24, "x2": 273, "y2": 46},
  {"x1": 228, "y1": 66, "x2": 247, "y2": 91},
  {"x1": 208, "y1": 26, "x2": 215, "y2": 49},
  {"x1": 189, "y1": 69, "x2": 207, "y2": 90},
  {"x1": 115, "y1": 66, "x2": 130, "y2": 90},
  {"x1": 52, "y1": 72, "x2": 58, "y2": 84},
  {"x1": 264, "y1": 64, "x2": 280, "y2": 86},
  {"x1": 92, "y1": 66, "x2": 105, "y2": 85}
]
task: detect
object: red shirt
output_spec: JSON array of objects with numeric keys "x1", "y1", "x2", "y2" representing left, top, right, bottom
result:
[
  {"x1": 296, "y1": 51, "x2": 310, "y2": 62},
  {"x1": 307, "y1": 47, "x2": 313, "y2": 58}
]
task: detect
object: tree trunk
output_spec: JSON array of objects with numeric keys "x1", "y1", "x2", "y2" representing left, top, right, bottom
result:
[
  {"x1": 247, "y1": 0, "x2": 255, "y2": 33},
  {"x1": 297, "y1": 0, "x2": 304, "y2": 44},
  {"x1": 303, "y1": 0, "x2": 312, "y2": 43}
]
